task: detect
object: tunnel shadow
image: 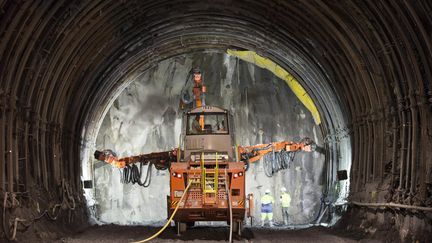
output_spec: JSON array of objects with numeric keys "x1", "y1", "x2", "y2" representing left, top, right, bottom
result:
[{"x1": 157, "y1": 225, "x2": 254, "y2": 241}]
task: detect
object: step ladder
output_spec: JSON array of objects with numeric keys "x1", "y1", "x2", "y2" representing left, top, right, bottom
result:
[{"x1": 201, "y1": 152, "x2": 219, "y2": 205}]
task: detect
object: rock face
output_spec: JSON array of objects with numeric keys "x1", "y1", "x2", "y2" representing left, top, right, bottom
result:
[{"x1": 94, "y1": 51, "x2": 324, "y2": 225}]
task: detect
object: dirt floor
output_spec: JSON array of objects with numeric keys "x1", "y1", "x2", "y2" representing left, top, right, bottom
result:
[{"x1": 52, "y1": 225, "x2": 381, "y2": 243}]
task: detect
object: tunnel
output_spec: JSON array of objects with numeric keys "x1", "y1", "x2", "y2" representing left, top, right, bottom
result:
[{"x1": 0, "y1": 1, "x2": 431, "y2": 242}]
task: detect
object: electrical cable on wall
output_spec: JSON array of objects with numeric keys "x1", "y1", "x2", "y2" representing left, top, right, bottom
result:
[{"x1": 1, "y1": 180, "x2": 77, "y2": 241}]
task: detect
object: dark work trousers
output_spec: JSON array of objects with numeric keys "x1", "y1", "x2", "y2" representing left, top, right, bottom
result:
[{"x1": 282, "y1": 207, "x2": 289, "y2": 225}]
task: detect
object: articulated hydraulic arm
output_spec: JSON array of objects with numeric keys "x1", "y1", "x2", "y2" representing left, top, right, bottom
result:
[
  {"x1": 95, "y1": 137, "x2": 315, "y2": 170},
  {"x1": 238, "y1": 138, "x2": 315, "y2": 164},
  {"x1": 93, "y1": 149, "x2": 178, "y2": 169}
]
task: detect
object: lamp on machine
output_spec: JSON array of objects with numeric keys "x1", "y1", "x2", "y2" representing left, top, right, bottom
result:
[
  {"x1": 172, "y1": 172, "x2": 182, "y2": 178},
  {"x1": 233, "y1": 172, "x2": 244, "y2": 178}
]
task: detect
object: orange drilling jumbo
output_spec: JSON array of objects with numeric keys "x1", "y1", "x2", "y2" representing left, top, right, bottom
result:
[{"x1": 94, "y1": 68, "x2": 315, "y2": 233}]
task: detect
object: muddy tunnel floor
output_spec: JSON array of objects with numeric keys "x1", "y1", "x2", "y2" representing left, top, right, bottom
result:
[{"x1": 44, "y1": 225, "x2": 379, "y2": 243}]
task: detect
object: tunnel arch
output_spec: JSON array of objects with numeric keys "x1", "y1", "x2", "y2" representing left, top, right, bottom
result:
[
  {"x1": 81, "y1": 47, "x2": 350, "y2": 225},
  {"x1": 80, "y1": 42, "x2": 349, "y2": 176},
  {"x1": 74, "y1": 6, "x2": 353, "y2": 222},
  {"x1": 1, "y1": 0, "x2": 431, "y2": 241}
]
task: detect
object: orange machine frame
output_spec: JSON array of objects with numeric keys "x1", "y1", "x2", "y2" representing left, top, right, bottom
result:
[{"x1": 168, "y1": 161, "x2": 245, "y2": 222}]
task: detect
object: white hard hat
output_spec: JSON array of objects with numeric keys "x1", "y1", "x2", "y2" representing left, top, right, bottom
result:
[
  {"x1": 265, "y1": 189, "x2": 271, "y2": 194},
  {"x1": 281, "y1": 187, "x2": 287, "y2": 192}
]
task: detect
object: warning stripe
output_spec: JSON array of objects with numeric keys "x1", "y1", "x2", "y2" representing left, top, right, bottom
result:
[
  {"x1": 171, "y1": 201, "x2": 179, "y2": 207},
  {"x1": 238, "y1": 200, "x2": 244, "y2": 207}
]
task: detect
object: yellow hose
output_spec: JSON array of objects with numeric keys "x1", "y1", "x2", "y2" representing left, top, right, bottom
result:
[
  {"x1": 226, "y1": 49, "x2": 321, "y2": 125},
  {"x1": 132, "y1": 180, "x2": 193, "y2": 243}
]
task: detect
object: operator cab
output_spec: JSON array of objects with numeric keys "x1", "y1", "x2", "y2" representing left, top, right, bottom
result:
[
  {"x1": 182, "y1": 106, "x2": 235, "y2": 162},
  {"x1": 187, "y1": 111, "x2": 228, "y2": 135}
]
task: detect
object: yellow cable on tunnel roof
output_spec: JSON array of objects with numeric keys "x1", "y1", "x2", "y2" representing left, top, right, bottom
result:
[{"x1": 227, "y1": 49, "x2": 321, "y2": 125}]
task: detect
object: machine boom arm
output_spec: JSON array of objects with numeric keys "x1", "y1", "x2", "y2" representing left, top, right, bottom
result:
[
  {"x1": 94, "y1": 149, "x2": 177, "y2": 169},
  {"x1": 238, "y1": 138, "x2": 314, "y2": 164},
  {"x1": 95, "y1": 138, "x2": 314, "y2": 169}
]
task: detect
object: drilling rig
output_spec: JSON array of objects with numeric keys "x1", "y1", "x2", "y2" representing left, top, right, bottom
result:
[{"x1": 94, "y1": 68, "x2": 315, "y2": 234}]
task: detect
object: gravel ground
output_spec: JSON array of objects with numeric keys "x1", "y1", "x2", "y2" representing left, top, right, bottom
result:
[{"x1": 55, "y1": 225, "x2": 381, "y2": 243}]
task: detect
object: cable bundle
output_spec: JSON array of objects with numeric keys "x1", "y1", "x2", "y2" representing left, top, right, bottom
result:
[
  {"x1": 121, "y1": 162, "x2": 153, "y2": 187},
  {"x1": 263, "y1": 149, "x2": 297, "y2": 177}
]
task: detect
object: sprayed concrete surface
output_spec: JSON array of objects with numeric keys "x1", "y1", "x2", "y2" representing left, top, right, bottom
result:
[
  {"x1": 91, "y1": 52, "x2": 325, "y2": 226},
  {"x1": 58, "y1": 225, "x2": 375, "y2": 243}
]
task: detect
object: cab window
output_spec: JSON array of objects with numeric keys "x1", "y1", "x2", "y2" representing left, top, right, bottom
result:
[{"x1": 187, "y1": 113, "x2": 228, "y2": 135}]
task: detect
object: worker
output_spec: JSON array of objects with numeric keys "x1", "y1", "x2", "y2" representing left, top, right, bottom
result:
[
  {"x1": 261, "y1": 189, "x2": 275, "y2": 227},
  {"x1": 191, "y1": 115, "x2": 201, "y2": 134},
  {"x1": 217, "y1": 120, "x2": 225, "y2": 132},
  {"x1": 280, "y1": 187, "x2": 291, "y2": 225}
]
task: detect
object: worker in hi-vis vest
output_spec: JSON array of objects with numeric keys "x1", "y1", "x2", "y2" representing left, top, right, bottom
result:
[
  {"x1": 260, "y1": 189, "x2": 275, "y2": 227},
  {"x1": 280, "y1": 187, "x2": 291, "y2": 225}
]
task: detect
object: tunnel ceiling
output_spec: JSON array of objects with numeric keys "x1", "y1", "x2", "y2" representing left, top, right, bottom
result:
[{"x1": 1, "y1": 0, "x2": 432, "y2": 239}]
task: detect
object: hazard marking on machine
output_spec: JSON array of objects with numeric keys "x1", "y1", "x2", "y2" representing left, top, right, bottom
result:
[
  {"x1": 171, "y1": 201, "x2": 179, "y2": 207},
  {"x1": 238, "y1": 200, "x2": 244, "y2": 207}
]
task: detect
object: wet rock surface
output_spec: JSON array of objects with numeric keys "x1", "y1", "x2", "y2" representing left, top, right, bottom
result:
[{"x1": 92, "y1": 52, "x2": 325, "y2": 226}]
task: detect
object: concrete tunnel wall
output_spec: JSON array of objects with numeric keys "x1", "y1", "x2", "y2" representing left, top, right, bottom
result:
[
  {"x1": 90, "y1": 52, "x2": 326, "y2": 225},
  {"x1": 0, "y1": 0, "x2": 431, "y2": 241}
]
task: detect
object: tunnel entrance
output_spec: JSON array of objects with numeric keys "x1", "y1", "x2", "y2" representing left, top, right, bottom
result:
[
  {"x1": 81, "y1": 50, "x2": 351, "y2": 228},
  {"x1": 2, "y1": 1, "x2": 432, "y2": 242}
]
